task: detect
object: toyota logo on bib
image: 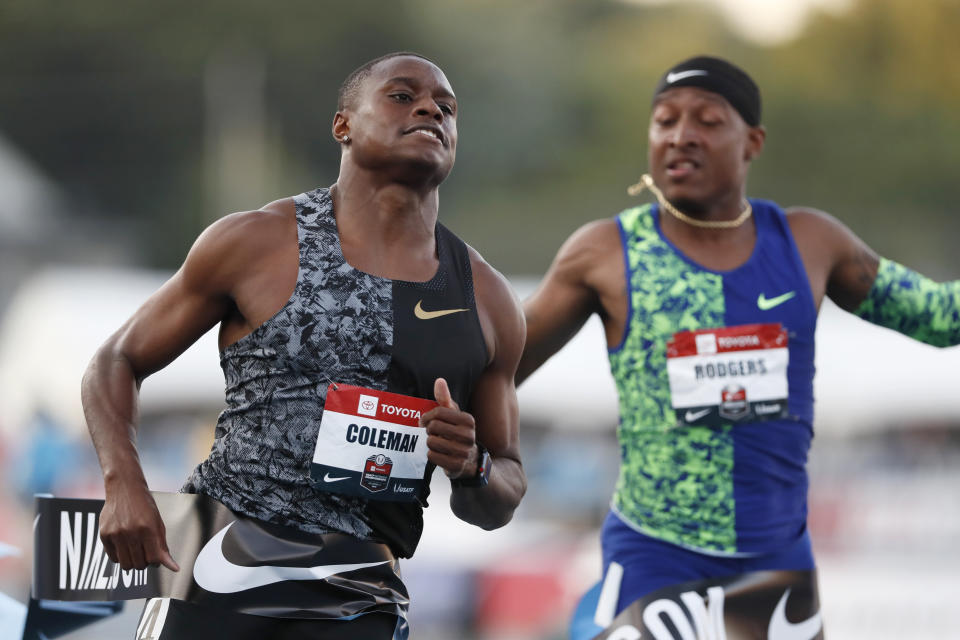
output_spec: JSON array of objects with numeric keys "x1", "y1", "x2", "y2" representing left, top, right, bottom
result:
[{"x1": 357, "y1": 394, "x2": 379, "y2": 417}]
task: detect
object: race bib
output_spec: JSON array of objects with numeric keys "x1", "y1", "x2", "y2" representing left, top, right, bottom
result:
[
  {"x1": 310, "y1": 384, "x2": 438, "y2": 502},
  {"x1": 666, "y1": 323, "x2": 788, "y2": 427}
]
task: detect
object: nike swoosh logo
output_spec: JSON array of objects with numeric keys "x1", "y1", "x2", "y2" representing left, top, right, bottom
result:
[
  {"x1": 192, "y1": 523, "x2": 388, "y2": 594},
  {"x1": 323, "y1": 473, "x2": 350, "y2": 483},
  {"x1": 666, "y1": 69, "x2": 708, "y2": 83},
  {"x1": 684, "y1": 408, "x2": 711, "y2": 422},
  {"x1": 414, "y1": 300, "x2": 469, "y2": 320},
  {"x1": 757, "y1": 291, "x2": 796, "y2": 310},
  {"x1": 768, "y1": 588, "x2": 822, "y2": 640}
]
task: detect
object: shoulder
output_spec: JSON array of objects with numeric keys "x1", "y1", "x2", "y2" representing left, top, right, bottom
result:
[
  {"x1": 785, "y1": 205, "x2": 851, "y2": 238},
  {"x1": 564, "y1": 217, "x2": 622, "y2": 250},
  {"x1": 543, "y1": 217, "x2": 624, "y2": 292},
  {"x1": 552, "y1": 217, "x2": 622, "y2": 268},
  {"x1": 466, "y1": 245, "x2": 525, "y2": 363},
  {"x1": 193, "y1": 198, "x2": 295, "y2": 254},
  {"x1": 784, "y1": 205, "x2": 866, "y2": 255},
  {"x1": 181, "y1": 197, "x2": 297, "y2": 288},
  {"x1": 466, "y1": 245, "x2": 522, "y2": 322}
]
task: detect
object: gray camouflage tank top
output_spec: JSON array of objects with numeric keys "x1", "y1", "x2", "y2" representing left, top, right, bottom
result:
[{"x1": 183, "y1": 187, "x2": 488, "y2": 558}]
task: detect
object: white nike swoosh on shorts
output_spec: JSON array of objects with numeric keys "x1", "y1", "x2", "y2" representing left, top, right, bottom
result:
[
  {"x1": 767, "y1": 588, "x2": 822, "y2": 640},
  {"x1": 192, "y1": 522, "x2": 388, "y2": 594}
]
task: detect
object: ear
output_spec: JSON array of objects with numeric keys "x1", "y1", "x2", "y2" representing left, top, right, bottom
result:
[
  {"x1": 332, "y1": 112, "x2": 350, "y2": 144},
  {"x1": 744, "y1": 125, "x2": 766, "y2": 162}
]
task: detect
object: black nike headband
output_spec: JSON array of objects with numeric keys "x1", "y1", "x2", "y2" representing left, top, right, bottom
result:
[{"x1": 653, "y1": 55, "x2": 761, "y2": 126}]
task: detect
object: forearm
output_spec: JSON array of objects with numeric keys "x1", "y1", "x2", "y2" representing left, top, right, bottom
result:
[
  {"x1": 449, "y1": 455, "x2": 526, "y2": 530},
  {"x1": 81, "y1": 344, "x2": 149, "y2": 490},
  {"x1": 853, "y1": 258, "x2": 960, "y2": 347}
]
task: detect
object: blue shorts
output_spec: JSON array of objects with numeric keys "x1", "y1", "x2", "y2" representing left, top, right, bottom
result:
[
  {"x1": 601, "y1": 510, "x2": 815, "y2": 615},
  {"x1": 569, "y1": 512, "x2": 816, "y2": 639}
]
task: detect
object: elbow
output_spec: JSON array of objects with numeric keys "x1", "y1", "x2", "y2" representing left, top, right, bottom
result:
[
  {"x1": 479, "y1": 514, "x2": 512, "y2": 532},
  {"x1": 471, "y1": 503, "x2": 518, "y2": 531}
]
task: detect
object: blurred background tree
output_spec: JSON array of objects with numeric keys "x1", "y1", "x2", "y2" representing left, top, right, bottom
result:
[{"x1": 0, "y1": 0, "x2": 956, "y2": 274}]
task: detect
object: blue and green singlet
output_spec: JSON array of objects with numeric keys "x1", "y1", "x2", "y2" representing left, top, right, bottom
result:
[{"x1": 608, "y1": 200, "x2": 816, "y2": 555}]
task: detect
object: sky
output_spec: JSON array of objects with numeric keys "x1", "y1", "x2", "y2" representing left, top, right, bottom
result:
[{"x1": 625, "y1": 0, "x2": 854, "y2": 45}]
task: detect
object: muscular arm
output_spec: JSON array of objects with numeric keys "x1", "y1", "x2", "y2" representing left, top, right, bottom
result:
[
  {"x1": 517, "y1": 219, "x2": 621, "y2": 384},
  {"x1": 788, "y1": 207, "x2": 960, "y2": 347},
  {"x1": 81, "y1": 206, "x2": 293, "y2": 569},
  {"x1": 422, "y1": 256, "x2": 527, "y2": 530}
]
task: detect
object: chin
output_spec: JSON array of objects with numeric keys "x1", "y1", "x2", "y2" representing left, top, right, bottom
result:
[{"x1": 392, "y1": 158, "x2": 453, "y2": 188}]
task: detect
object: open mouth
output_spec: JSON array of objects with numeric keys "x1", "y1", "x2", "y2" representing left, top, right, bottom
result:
[
  {"x1": 405, "y1": 126, "x2": 444, "y2": 146},
  {"x1": 666, "y1": 159, "x2": 699, "y2": 178}
]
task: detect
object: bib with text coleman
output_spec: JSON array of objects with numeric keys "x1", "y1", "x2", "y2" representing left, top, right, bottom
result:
[
  {"x1": 311, "y1": 384, "x2": 438, "y2": 502},
  {"x1": 667, "y1": 323, "x2": 789, "y2": 428}
]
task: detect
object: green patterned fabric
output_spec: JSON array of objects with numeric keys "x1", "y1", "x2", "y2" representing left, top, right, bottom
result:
[
  {"x1": 608, "y1": 205, "x2": 737, "y2": 552},
  {"x1": 853, "y1": 258, "x2": 960, "y2": 347}
]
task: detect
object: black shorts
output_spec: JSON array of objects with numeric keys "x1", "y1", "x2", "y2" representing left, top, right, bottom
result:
[{"x1": 135, "y1": 598, "x2": 404, "y2": 640}]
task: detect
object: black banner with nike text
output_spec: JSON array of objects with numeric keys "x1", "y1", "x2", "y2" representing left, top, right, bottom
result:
[
  {"x1": 592, "y1": 569, "x2": 822, "y2": 640},
  {"x1": 32, "y1": 493, "x2": 408, "y2": 619}
]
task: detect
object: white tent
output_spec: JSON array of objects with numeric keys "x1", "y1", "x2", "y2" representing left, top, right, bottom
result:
[{"x1": 0, "y1": 268, "x2": 223, "y2": 441}]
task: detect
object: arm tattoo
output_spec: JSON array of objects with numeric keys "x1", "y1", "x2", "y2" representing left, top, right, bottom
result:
[
  {"x1": 853, "y1": 248, "x2": 879, "y2": 289},
  {"x1": 853, "y1": 258, "x2": 960, "y2": 348}
]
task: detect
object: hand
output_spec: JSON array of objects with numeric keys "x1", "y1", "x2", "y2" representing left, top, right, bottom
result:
[
  {"x1": 421, "y1": 378, "x2": 478, "y2": 480},
  {"x1": 99, "y1": 482, "x2": 179, "y2": 572}
]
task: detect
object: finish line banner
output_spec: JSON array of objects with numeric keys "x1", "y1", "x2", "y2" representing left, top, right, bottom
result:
[
  {"x1": 592, "y1": 569, "x2": 822, "y2": 640},
  {"x1": 32, "y1": 493, "x2": 407, "y2": 619}
]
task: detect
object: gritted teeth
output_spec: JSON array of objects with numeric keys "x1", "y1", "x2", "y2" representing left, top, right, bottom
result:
[
  {"x1": 668, "y1": 159, "x2": 697, "y2": 170},
  {"x1": 407, "y1": 127, "x2": 442, "y2": 142}
]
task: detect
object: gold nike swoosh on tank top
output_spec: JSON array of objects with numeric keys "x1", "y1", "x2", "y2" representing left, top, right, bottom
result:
[{"x1": 414, "y1": 300, "x2": 470, "y2": 320}]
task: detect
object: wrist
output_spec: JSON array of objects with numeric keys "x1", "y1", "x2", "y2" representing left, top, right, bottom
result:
[
  {"x1": 451, "y1": 443, "x2": 492, "y2": 488},
  {"x1": 103, "y1": 466, "x2": 147, "y2": 493}
]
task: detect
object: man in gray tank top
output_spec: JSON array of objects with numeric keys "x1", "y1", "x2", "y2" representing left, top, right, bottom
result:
[{"x1": 81, "y1": 52, "x2": 527, "y2": 639}]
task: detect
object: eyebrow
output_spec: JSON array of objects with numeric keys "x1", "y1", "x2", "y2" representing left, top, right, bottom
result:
[
  {"x1": 653, "y1": 90, "x2": 727, "y2": 108},
  {"x1": 385, "y1": 76, "x2": 456, "y2": 101}
]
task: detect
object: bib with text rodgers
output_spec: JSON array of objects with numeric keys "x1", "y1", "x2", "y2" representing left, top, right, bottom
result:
[{"x1": 666, "y1": 323, "x2": 789, "y2": 428}]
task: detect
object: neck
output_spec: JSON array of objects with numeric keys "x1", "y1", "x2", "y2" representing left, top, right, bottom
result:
[
  {"x1": 330, "y1": 166, "x2": 441, "y2": 281},
  {"x1": 333, "y1": 165, "x2": 439, "y2": 240},
  {"x1": 628, "y1": 174, "x2": 750, "y2": 231}
]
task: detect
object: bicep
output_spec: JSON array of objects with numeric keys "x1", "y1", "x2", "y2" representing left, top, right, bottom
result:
[
  {"x1": 106, "y1": 224, "x2": 239, "y2": 380},
  {"x1": 111, "y1": 270, "x2": 231, "y2": 380},
  {"x1": 471, "y1": 269, "x2": 525, "y2": 461},
  {"x1": 790, "y1": 208, "x2": 880, "y2": 312}
]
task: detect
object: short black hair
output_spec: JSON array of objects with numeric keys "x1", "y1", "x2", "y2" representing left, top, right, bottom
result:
[{"x1": 337, "y1": 51, "x2": 438, "y2": 111}]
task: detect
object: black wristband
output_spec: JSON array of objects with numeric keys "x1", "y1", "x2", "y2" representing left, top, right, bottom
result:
[{"x1": 450, "y1": 443, "x2": 491, "y2": 488}]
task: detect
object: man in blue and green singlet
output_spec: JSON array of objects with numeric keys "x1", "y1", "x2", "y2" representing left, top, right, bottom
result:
[{"x1": 519, "y1": 56, "x2": 960, "y2": 638}]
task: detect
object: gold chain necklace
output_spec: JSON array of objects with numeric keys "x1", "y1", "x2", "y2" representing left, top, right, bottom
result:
[{"x1": 627, "y1": 174, "x2": 752, "y2": 230}]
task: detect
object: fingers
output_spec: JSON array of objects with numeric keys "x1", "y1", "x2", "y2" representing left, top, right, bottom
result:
[
  {"x1": 101, "y1": 535, "x2": 119, "y2": 564},
  {"x1": 426, "y1": 432, "x2": 473, "y2": 456},
  {"x1": 125, "y1": 539, "x2": 146, "y2": 571},
  {"x1": 158, "y1": 550, "x2": 181, "y2": 573},
  {"x1": 421, "y1": 406, "x2": 475, "y2": 435},
  {"x1": 434, "y1": 378, "x2": 458, "y2": 410},
  {"x1": 100, "y1": 505, "x2": 179, "y2": 572},
  {"x1": 109, "y1": 537, "x2": 133, "y2": 570},
  {"x1": 427, "y1": 449, "x2": 470, "y2": 478},
  {"x1": 143, "y1": 526, "x2": 180, "y2": 572}
]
